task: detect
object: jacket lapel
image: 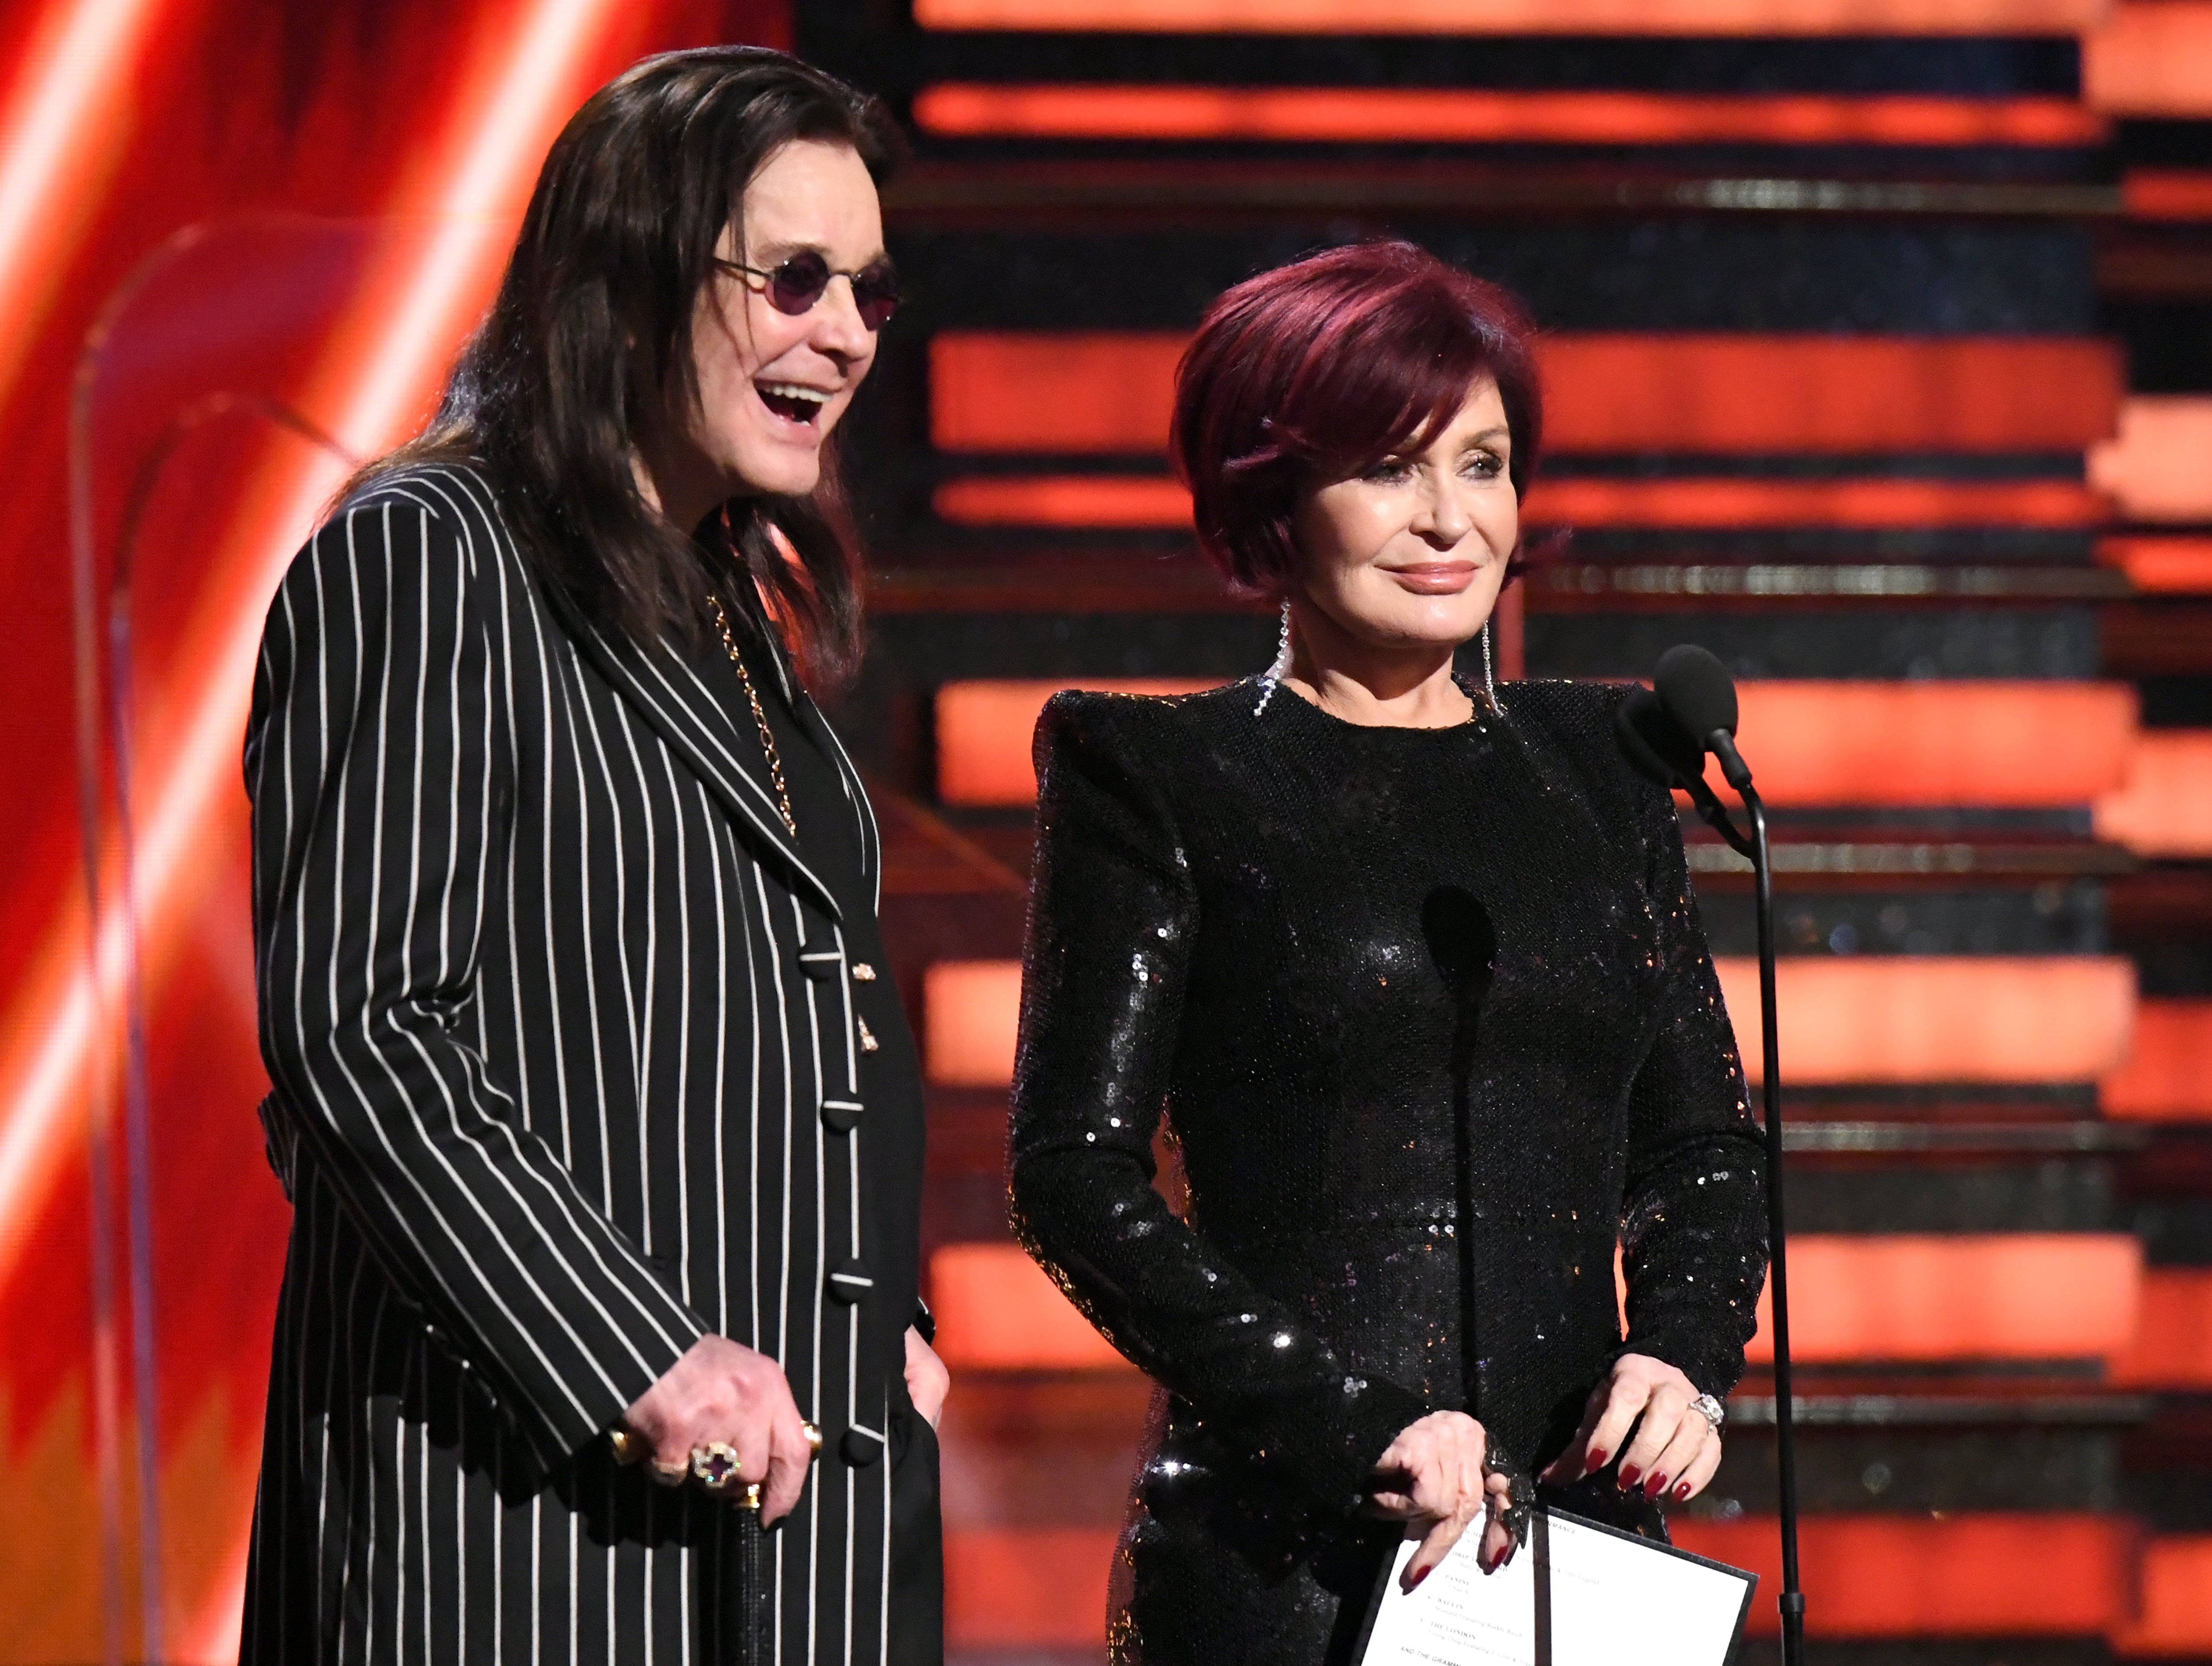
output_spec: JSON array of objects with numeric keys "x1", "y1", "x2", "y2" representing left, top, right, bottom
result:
[
  {"x1": 791, "y1": 686, "x2": 883, "y2": 909},
  {"x1": 567, "y1": 615, "x2": 844, "y2": 923}
]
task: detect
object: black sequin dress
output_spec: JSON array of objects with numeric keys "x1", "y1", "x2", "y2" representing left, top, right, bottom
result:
[{"x1": 1007, "y1": 676, "x2": 1768, "y2": 1666}]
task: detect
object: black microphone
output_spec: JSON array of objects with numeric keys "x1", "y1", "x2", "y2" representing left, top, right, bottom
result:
[
  {"x1": 1617, "y1": 683, "x2": 1756, "y2": 860},
  {"x1": 1613, "y1": 686, "x2": 1706, "y2": 791},
  {"x1": 1654, "y1": 644, "x2": 1753, "y2": 792}
]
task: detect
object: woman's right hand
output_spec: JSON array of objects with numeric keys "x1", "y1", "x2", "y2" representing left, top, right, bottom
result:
[{"x1": 1370, "y1": 1410, "x2": 1520, "y2": 1590}]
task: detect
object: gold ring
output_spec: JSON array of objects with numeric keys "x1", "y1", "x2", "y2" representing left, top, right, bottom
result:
[
  {"x1": 608, "y1": 1428, "x2": 645, "y2": 1466},
  {"x1": 648, "y1": 1454, "x2": 690, "y2": 1487},
  {"x1": 802, "y1": 1420, "x2": 823, "y2": 1459},
  {"x1": 691, "y1": 1441, "x2": 744, "y2": 1491}
]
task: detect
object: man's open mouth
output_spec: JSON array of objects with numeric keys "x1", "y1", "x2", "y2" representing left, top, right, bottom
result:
[{"x1": 757, "y1": 380, "x2": 832, "y2": 426}]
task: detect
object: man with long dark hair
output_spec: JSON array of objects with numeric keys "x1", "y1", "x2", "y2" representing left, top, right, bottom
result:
[{"x1": 240, "y1": 48, "x2": 945, "y2": 1664}]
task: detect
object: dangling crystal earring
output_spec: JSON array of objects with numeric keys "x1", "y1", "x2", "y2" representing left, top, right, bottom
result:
[
  {"x1": 1481, "y1": 617, "x2": 1499, "y2": 713},
  {"x1": 1254, "y1": 598, "x2": 1293, "y2": 717}
]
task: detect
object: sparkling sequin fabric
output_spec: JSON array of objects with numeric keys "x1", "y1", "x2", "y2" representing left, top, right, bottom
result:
[{"x1": 1008, "y1": 677, "x2": 1768, "y2": 1666}]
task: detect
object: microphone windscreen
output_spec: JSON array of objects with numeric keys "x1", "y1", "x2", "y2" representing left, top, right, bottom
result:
[
  {"x1": 1654, "y1": 644, "x2": 1739, "y2": 742},
  {"x1": 1615, "y1": 687, "x2": 1704, "y2": 788}
]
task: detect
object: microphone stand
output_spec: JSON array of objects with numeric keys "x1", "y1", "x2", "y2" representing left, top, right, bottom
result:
[
  {"x1": 1619, "y1": 684, "x2": 1805, "y2": 1662},
  {"x1": 1744, "y1": 786, "x2": 1806, "y2": 1666},
  {"x1": 1699, "y1": 745, "x2": 1806, "y2": 1666}
]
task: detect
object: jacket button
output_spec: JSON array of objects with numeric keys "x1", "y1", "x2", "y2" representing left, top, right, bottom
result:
[
  {"x1": 827, "y1": 1259, "x2": 872, "y2": 1305},
  {"x1": 798, "y1": 948, "x2": 841, "y2": 982},
  {"x1": 840, "y1": 1425, "x2": 885, "y2": 1468},
  {"x1": 821, "y1": 1096, "x2": 863, "y2": 1134}
]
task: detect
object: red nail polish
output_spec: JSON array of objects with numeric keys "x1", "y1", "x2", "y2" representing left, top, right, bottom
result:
[
  {"x1": 1409, "y1": 1565, "x2": 1429, "y2": 1591},
  {"x1": 1617, "y1": 1464, "x2": 1641, "y2": 1489},
  {"x1": 1583, "y1": 1447, "x2": 1609, "y2": 1476},
  {"x1": 1645, "y1": 1474, "x2": 1668, "y2": 1500},
  {"x1": 1673, "y1": 1481, "x2": 1693, "y2": 1502}
]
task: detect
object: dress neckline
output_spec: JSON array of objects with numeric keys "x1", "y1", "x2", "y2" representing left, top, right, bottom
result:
[{"x1": 1264, "y1": 672, "x2": 1494, "y2": 737}]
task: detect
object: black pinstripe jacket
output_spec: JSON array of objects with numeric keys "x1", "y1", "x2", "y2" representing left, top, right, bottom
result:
[{"x1": 239, "y1": 462, "x2": 933, "y2": 1665}]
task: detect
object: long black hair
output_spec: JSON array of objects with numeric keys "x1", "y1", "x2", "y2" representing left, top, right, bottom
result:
[{"x1": 353, "y1": 46, "x2": 899, "y2": 686}]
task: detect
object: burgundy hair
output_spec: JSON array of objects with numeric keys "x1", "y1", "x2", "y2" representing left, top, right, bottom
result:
[{"x1": 1169, "y1": 240, "x2": 1545, "y2": 596}]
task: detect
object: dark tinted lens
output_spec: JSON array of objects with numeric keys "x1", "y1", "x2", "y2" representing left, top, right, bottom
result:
[
  {"x1": 764, "y1": 251, "x2": 831, "y2": 316},
  {"x1": 851, "y1": 262, "x2": 900, "y2": 331}
]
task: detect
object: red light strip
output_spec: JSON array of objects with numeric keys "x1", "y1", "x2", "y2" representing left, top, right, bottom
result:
[
  {"x1": 2095, "y1": 731, "x2": 2212, "y2": 859},
  {"x1": 1741, "y1": 1232, "x2": 2142, "y2": 1363},
  {"x1": 1716, "y1": 955, "x2": 2136, "y2": 1086},
  {"x1": 1675, "y1": 1514, "x2": 2130, "y2": 1635},
  {"x1": 2089, "y1": 397, "x2": 2212, "y2": 522},
  {"x1": 2121, "y1": 1536, "x2": 2212, "y2": 1652},
  {"x1": 913, "y1": 0, "x2": 2106, "y2": 35},
  {"x1": 2102, "y1": 535, "x2": 2212, "y2": 592},
  {"x1": 2122, "y1": 169, "x2": 2212, "y2": 220},
  {"x1": 1713, "y1": 681, "x2": 2138, "y2": 810},
  {"x1": 2103, "y1": 1000, "x2": 2212, "y2": 1117},
  {"x1": 0, "y1": 0, "x2": 169, "y2": 408},
  {"x1": 915, "y1": 84, "x2": 2103, "y2": 147},
  {"x1": 2112, "y1": 1268, "x2": 2212, "y2": 1386},
  {"x1": 2085, "y1": 3, "x2": 2212, "y2": 117},
  {"x1": 931, "y1": 331, "x2": 2124, "y2": 457}
]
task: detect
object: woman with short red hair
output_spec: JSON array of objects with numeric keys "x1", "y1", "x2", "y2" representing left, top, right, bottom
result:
[{"x1": 1008, "y1": 242, "x2": 1769, "y2": 1662}]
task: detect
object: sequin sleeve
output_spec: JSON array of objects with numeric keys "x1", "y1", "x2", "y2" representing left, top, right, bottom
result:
[
  {"x1": 1615, "y1": 771, "x2": 1771, "y2": 1398},
  {"x1": 1008, "y1": 692, "x2": 1433, "y2": 1512}
]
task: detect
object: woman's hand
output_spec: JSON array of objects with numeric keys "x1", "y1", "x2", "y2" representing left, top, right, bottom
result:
[
  {"x1": 1371, "y1": 1411, "x2": 1520, "y2": 1589},
  {"x1": 905, "y1": 1325, "x2": 950, "y2": 1429},
  {"x1": 622, "y1": 1335, "x2": 814, "y2": 1524},
  {"x1": 1538, "y1": 1352, "x2": 1723, "y2": 1506}
]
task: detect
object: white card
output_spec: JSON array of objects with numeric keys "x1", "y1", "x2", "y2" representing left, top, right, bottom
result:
[{"x1": 1357, "y1": 1509, "x2": 1755, "y2": 1666}]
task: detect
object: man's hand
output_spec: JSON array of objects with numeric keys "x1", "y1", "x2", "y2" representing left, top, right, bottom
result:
[
  {"x1": 1537, "y1": 1352, "x2": 1723, "y2": 1506},
  {"x1": 622, "y1": 1336, "x2": 813, "y2": 1524},
  {"x1": 905, "y1": 1325, "x2": 950, "y2": 1429},
  {"x1": 1370, "y1": 1410, "x2": 1519, "y2": 1589}
]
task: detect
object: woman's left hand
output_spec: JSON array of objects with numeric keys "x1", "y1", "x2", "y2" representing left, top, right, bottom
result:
[
  {"x1": 1537, "y1": 1352, "x2": 1722, "y2": 1506},
  {"x1": 905, "y1": 1325, "x2": 950, "y2": 1430}
]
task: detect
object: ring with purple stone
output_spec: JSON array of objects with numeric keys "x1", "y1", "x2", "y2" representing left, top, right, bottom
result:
[{"x1": 690, "y1": 1441, "x2": 745, "y2": 1492}]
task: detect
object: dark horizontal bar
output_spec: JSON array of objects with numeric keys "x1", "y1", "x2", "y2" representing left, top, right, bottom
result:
[
  {"x1": 1782, "y1": 1119, "x2": 2149, "y2": 1154},
  {"x1": 2104, "y1": 600, "x2": 2212, "y2": 675},
  {"x1": 1530, "y1": 561, "x2": 2130, "y2": 604},
  {"x1": 884, "y1": 158, "x2": 2123, "y2": 225},
  {"x1": 871, "y1": 563, "x2": 1256, "y2": 613},
  {"x1": 1684, "y1": 838, "x2": 2133, "y2": 879},
  {"x1": 1727, "y1": 1389, "x2": 2156, "y2": 1427}
]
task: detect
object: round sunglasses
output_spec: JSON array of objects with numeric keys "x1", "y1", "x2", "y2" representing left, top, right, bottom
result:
[{"x1": 715, "y1": 251, "x2": 900, "y2": 332}]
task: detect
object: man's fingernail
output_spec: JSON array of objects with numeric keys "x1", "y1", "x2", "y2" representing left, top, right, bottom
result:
[{"x1": 1617, "y1": 1464, "x2": 1641, "y2": 1490}]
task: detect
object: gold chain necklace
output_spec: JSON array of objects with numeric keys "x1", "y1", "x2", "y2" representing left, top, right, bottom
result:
[{"x1": 707, "y1": 595, "x2": 796, "y2": 836}]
